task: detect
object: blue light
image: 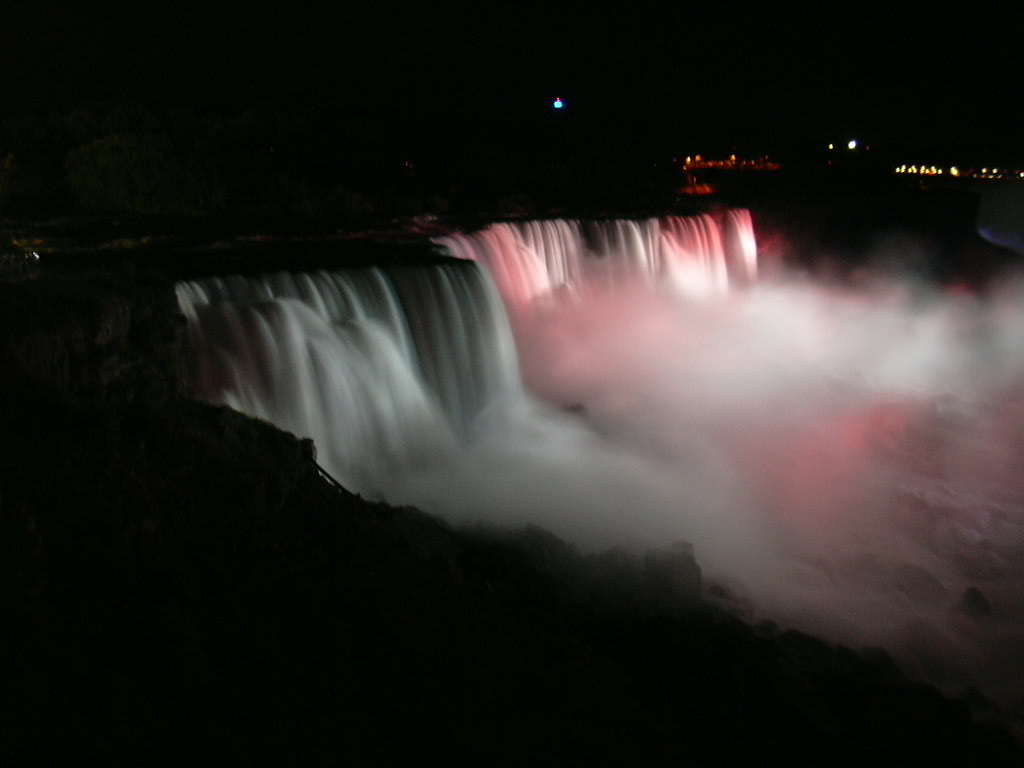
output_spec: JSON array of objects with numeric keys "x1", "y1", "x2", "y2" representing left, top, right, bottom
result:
[{"x1": 553, "y1": 97, "x2": 564, "y2": 109}]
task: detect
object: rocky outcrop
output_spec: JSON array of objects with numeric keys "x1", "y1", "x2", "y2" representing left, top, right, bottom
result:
[{"x1": 0, "y1": 264, "x2": 184, "y2": 405}]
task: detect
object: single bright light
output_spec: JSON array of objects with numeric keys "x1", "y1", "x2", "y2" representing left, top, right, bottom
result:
[
  {"x1": 553, "y1": 97, "x2": 564, "y2": 109},
  {"x1": 950, "y1": 166, "x2": 960, "y2": 176},
  {"x1": 847, "y1": 140, "x2": 858, "y2": 150},
  {"x1": 828, "y1": 143, "x2": 835, "y2": 150}
]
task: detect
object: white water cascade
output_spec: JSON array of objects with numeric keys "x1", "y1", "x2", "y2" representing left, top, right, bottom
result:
[
  {"x1": 178, "y1": 210, "x2": 1024, "y2": 721},
  {"x1": 436, "y1": 211, "x2": 757, "y2": 306},
  {"x1": 178, "y1": 213, "x2": 754, "y2": 496},
  {"x1": 178, "y1": 262, "x2": 522, "y2": 495}
]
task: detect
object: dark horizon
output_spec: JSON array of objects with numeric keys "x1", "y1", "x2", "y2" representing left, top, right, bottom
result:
[{"x1": 3, "y1": 4, "x2": 1022, "y2": 166}]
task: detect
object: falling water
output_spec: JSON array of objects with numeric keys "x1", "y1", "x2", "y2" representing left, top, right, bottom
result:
[
  {"x1": 178, "y1": 262, "x2": 521, "y2": 494},
  {"x1": 435, "y1": 211, "x2": 757, "y2": 306},
  {"x1": 178, "y1": 213, "x2": 752, "y2": 492},
  {"x1": 179, "y1": 210, "x2": 1024, "y2": 727}
]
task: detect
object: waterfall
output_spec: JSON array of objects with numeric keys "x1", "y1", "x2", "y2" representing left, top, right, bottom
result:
[
  {"x1": 435, "y1": 211, "x2": 757, "y2": 306},
  {"x1": 176, "y1": 209, "x2": 1024, "y2": 721},
  {"x1": 177, "y1": 212, "x2": 756, "y2": 495},
  {"x1": 177, "y1": 261, "x2": 521, "y2": 495}
]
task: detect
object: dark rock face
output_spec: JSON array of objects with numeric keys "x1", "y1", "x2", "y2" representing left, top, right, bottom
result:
[
  {"x1": 0, "y1": 265, "x2": 185, "y2": 405},
  {"x1": 643, "y1": 540, "x2": 703, "y2": 610},
  {"x1": 2, "y1": 263, "x2": 1021, "y2": 766}
]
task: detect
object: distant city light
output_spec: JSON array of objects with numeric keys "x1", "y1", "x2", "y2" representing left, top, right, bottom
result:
[
  {"x1": 553, "y1": 97, "x2": 564, "y2": 109},
  {"x1": 893, "y1": 163, "x2": 1024, "y2": 181},
  {"x1": 828, "y1": 143, "x2": 835, "y2": 150},
  {"x1": 847, "y1": 140, "x2": 858, "y2": 150},
  {"x1": 680, "y1": 154, "x2": 782, "y2": 172}
]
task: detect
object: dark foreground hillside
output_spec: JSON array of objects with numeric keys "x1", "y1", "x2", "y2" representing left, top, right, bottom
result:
[{"x1": 1, "y1": 263, "x2": 1021, "y2": 766}]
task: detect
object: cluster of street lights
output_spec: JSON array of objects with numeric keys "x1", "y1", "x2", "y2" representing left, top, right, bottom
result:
[{"x1": 894, "y1": 165, "x2": 1024, "y2": 180}]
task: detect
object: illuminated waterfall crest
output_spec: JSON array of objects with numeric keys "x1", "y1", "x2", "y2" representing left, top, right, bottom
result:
[{"x1": 435, "y1": 211, "x2": 757, "y2": 306}]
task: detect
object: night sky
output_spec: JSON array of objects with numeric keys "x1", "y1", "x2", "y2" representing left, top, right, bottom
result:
[{"x1": 2, "y1": 3, "x2": 1021, "y2": 163}]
